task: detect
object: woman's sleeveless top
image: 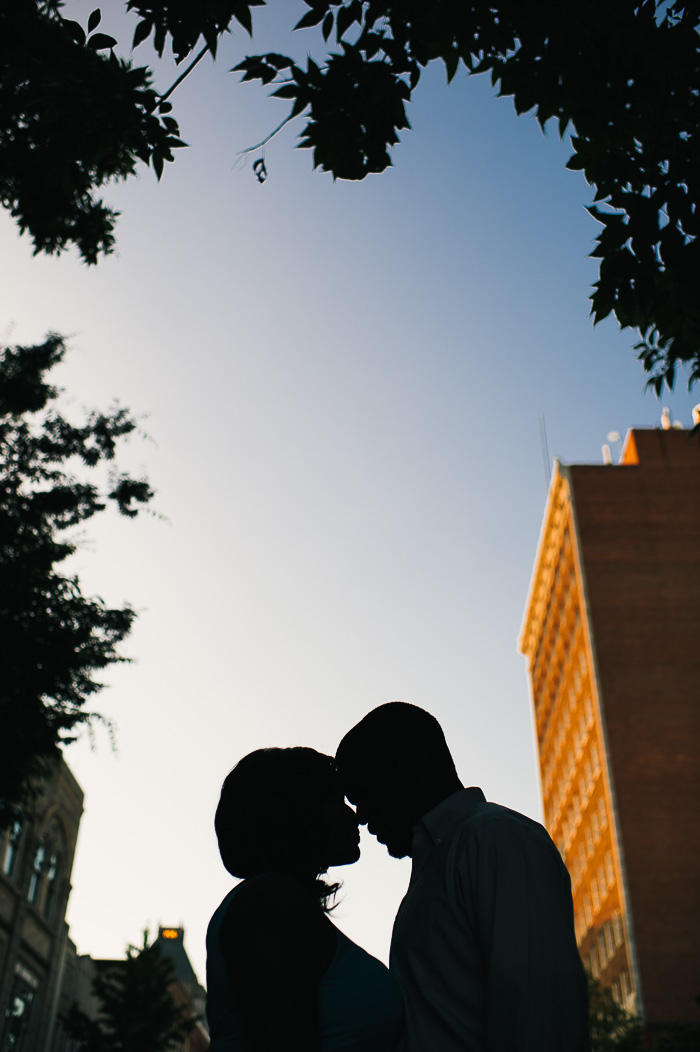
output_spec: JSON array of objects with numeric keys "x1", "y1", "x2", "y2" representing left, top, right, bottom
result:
[{"x1": 206, "y1": 884, "x2": 405, "y2": 1051}]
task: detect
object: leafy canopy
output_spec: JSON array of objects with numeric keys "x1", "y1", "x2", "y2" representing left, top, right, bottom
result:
[
  {"x1": 0, "y1": 335, "x2": 153, "y2": 827},
  {"x1": 1, "y1": 1, "x2": 699, "y2": 390}
]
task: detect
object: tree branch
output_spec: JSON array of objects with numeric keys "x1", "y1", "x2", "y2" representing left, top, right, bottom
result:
[
  {"x1": 237, "y1": 113, "x2": 295, "y2": 157},
  {"x1": 159, "y1": 44, "x2": 210, "y2": 105}
]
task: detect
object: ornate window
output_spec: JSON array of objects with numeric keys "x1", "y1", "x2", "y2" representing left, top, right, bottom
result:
[
  {"x1": 43, "y1": 850, "x2": 61, "y2": 922},
  {"x1": 1, "y1": 964, "x2": 38, "y2": 1052},
  {"x1": 1, "y1": 820, "x2": 23, "y2": 879},
  {"x1": 25, "y1": 820, "x2": 65, "y2": 923},
  {"x1": 27, "y1": 842, "x2": 45, "y2": 905}
]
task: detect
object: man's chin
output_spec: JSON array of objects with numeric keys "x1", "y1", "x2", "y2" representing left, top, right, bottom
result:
[{"x1": 384, "y1": 839, "x2": 411, "y2": 860}]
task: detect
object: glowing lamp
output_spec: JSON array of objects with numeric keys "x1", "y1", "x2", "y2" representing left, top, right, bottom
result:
[{"x1": 162, "y1": 929, "x2": 179, "y2": 940}]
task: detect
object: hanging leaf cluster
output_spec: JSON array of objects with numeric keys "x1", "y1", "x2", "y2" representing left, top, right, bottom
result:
[{"x1": 236, "y1": 0, "x2": 699, "y2": 392}]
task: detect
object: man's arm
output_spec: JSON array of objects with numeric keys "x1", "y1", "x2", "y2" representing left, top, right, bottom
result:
[{"x1": 472, "y1": 818, "x2": 590, "y2": 1052}]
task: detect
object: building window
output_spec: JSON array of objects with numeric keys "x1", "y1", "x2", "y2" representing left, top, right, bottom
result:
[
  {"x1": 605, "y1": 852, "x2": 615, "y2": 888},
  {"x1": 27, "y1": 842, "x2": 45, "y2": 905},
  {"x1": 1, "y1": 821, "x2": 22, "y2": 880},
  {"x1": 585, "y1": 826, "x2": 594, "y2": 859},
  {"x1": 584, "y1": 894, "x2": 592, "y2": 927},
  {"x1": 584, "y1": 757, "x2": 593, "y2": 785},
  {"x1": 591, "y1": 877, "x2": 600, "y2": 913},
  {"x1": 598, "y1": 930, "x2": 608, "y2": 969},
  {"x1": 598, "y1": 796, "x2": 608, "y2": 830},
  {"x1": 43, "y1": 852, "x2": 61, "y2": 923},
  {"x1": 584, "y1": 695, "x2": 593, "y2": 726},
  {"x1": 620, "y1": 969, "x2": 631, "y2": 1005},
  {"x1": 1, "y1": 966, "x2": 38, "y2": 1052},
  {"x1": 591, "y1": 742, "x2": 600, "y2": 773},
  {"x1": 590, "y1": 944, "x2": 600, "y2": 977},
  {"x1": 591, "y1": 810, "x2": 600, "y2": 843},
  {"x1": 612, "y1": 980, "x2": 621, "y2": 1004},
  {"x1": 600, "y1": 864, "x2": 608, "y2": 899},
  {"x1": 605, "y1": 920, "x2": 615, "y2": 957},
  {"x1": 612, "y1": 912, "x2": 624, "y2": 948}
]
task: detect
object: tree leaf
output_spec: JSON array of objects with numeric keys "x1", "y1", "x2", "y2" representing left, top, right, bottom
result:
[
  {"x1": 87, "y1": 8, "x2": 101, "y2": 33},
  {"x1": 234, "y1": 4, "x2": 254, "y2": 36},
  {"x1": 337, "y1": 4, "x2": 356, "y2": 41},
  {"x1": 132, "y1": 18, "x2": 151, "y2": 48},
  {"x1": 444, "y1": 49, "x2": 459, "y2": 84},
  {"x1": 61, "y1": 19, "x2": 86, "y2": 46},
  {"x1": 294, "y1": 8, "x2": 324, "y2": 30},
  {"x1": 88, "y1": 33, "x2": 117, "y2": 50}
]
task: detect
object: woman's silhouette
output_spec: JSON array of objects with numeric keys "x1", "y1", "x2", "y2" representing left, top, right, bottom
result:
[{"x1": 206, "y1": 747, "x2": 404, "y2": 1051}]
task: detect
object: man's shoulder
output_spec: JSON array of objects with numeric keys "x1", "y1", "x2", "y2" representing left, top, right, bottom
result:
[{"x1": 453, "y1": 800, "x2": 553, "y2": 847}]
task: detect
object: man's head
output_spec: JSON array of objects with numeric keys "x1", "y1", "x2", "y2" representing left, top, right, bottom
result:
[{"x1": 336, "y1": 702, "x2": 462, "y2": 858}]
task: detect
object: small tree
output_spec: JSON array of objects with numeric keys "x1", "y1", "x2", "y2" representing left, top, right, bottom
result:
[
  {"x1": 65, "y1": 942, "x2": 195, "y2": 1052},
  {"x1": 588, "y1": 974, "x2": 645, "y2": 1052},
  {"x1": 0, "y1": 334, "x2": 153, "y2": 827},
  {"x1": 588, "y1": 975, "x2": 700, "y2": 1052}
]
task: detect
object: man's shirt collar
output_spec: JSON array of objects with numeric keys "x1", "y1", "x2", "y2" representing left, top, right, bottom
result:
[{"x1": 411, "y1": 787, "x2": 487, "y2": 875}]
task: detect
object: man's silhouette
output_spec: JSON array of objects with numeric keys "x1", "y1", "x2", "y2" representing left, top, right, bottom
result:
[{"x1": 336, "y1": 702, "x2": 590, "y2": 1052}]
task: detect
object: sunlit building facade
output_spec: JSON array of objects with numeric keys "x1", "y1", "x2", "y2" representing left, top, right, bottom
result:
[{"x1": 520, "y1": 427, "x2": 700, "y2": 1026}]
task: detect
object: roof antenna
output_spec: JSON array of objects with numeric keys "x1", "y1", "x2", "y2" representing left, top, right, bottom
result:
[{"x1": 538, "y1": 414, "x2": 551, "y2": 493}]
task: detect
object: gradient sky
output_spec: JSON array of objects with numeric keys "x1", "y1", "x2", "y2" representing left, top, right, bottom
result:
[{"x1": 2, "y1": 0, "x2": 698, "y2": 982}]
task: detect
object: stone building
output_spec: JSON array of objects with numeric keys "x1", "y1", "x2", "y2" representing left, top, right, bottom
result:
[
  {"x1": 152, "y1": 926, "x2": 209, "y2": 1051},
  {"x1": 519, "y1": 425, "x2": 700, "y2": 1027},
  {"x1": 0, "y1": 759, "x2": 83, "y2": 1052}
]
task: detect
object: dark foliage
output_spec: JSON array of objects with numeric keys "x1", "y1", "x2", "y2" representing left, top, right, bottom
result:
[
  {"x1": 0, "y1": 335, "x2": 153, "y2": 828},
  {"x1": 588, "y1": 974, "x2": 645, "y2": 1052},
  {"x1": 0, "y1": 2, "x2": 186, "y2": 263},
  {"x1": 587, "y1": 975, "x2": 700, "y2": 1052},
  {"x1": 1, "y1": 1, "x2": 698, "y2": 389},
  {"x1": 65, "y1": 942, "x2": 194, "y2": 1052},
  {"x1": 238, "y1": 0, "x2": 700, "y2": 393}
]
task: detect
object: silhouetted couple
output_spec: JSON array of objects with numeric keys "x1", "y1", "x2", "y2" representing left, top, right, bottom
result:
[{"x1": 206, "y1": 702, "x2": 591, "y2": 1051}]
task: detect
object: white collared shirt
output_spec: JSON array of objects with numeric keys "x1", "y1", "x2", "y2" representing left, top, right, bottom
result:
[{"x1": 390, "y1": 788, "x2": 590, "y2": 1052}]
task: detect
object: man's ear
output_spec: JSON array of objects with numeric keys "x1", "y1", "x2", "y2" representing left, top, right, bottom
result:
[{"x1": 397, "y1": 751, "x2": 429, "y2": 789}]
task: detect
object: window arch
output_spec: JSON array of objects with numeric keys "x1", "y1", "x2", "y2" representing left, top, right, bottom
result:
[
  {"x1": 27, "y1": 841, "x2": 46, "y2": 905},
  {"x1": 42, "y1": 847, "x2": 62, "y2": 923},
  {"x1": 26, "y1": 818, "x2": 66, "y2": 923},
  {"x1": 1, "y1": 820, "x2": 23, "y2": 880}
]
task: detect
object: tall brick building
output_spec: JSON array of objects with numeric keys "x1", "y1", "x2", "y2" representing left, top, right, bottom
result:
[{"x1": 519, "y1": 426, "x2": 700, "y2": 1026}]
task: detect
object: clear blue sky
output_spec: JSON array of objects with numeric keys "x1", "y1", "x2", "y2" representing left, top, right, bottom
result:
[{"x1": 2, "y1": 0, "x2": 697, "y2": 981}]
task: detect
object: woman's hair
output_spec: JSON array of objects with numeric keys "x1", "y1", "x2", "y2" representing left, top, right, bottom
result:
[{"x1": 215, "y1": 747, "x2": 341, "y2": 910}]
